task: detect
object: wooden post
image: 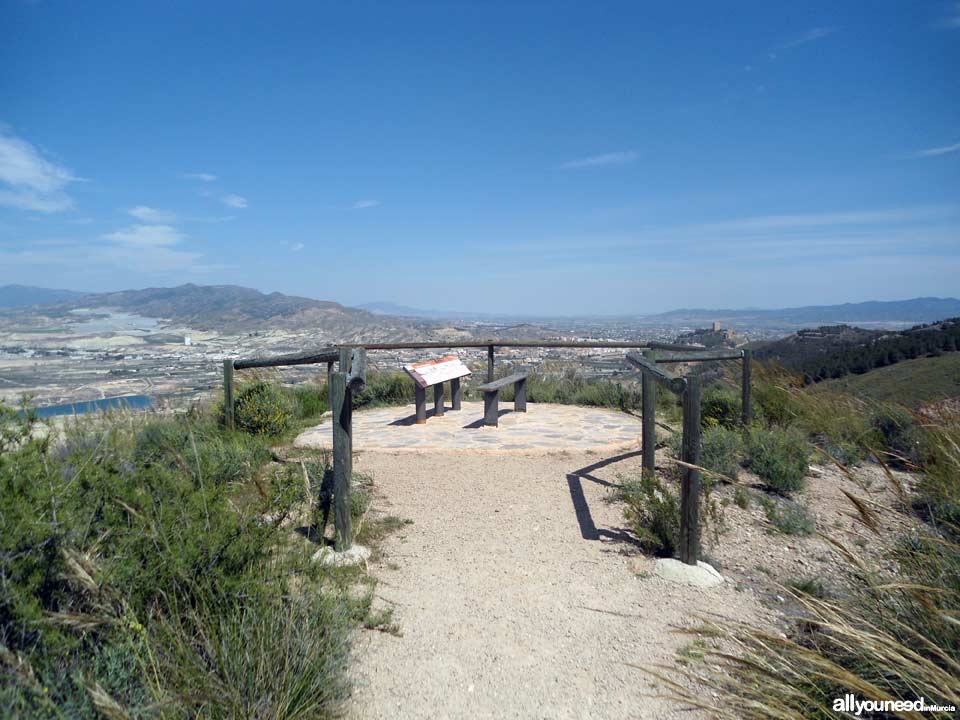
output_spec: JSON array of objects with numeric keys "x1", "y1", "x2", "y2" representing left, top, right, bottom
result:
[
  {"x1": 339, "y1": 346, "x2": 351, "y2": 373},
  {"x1": 741, "y1": 349, "x2": 752, "y2": 426},
  {"x1": 222, "y1": 359, "x2": 235, "y2": 431},
  {"x1": 680, "y1": 375, "x2": 701, "y2": 565},
  {"x1": 433, "y1": 383, "x2": 445, "y2": 416},
  {"x1": 487, "y1": 344, "x2": 495, "y2": 382},
  {"x1": 326, "y1": 360, "x2": 333, "y2": 387},
  {"x1": 331, "y1": 371, "x2": 353, "y2": 551},
  {"x1": 641, "y1": 350, "x2": 656, "y2": 477},
  {"x1": 451, "y1": 377, "x2": 462, "y2": 410}
]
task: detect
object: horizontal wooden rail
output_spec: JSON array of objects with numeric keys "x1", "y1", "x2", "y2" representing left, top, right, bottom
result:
[
  {"x1": 354, "y1": 340, "x2": 653, "y2": 350},
  {"x1": 233, "y1": 346, "x2": 339, "y2": 370},
  {"x1": 656, "y1": 350, "x2": 743, "y2": 363},
  {"x1": 231, "y1": 340, "x2": 741, "y2": 372},
  {"x1": 625, "y1": 351, "x2": 687, "y2": 394}
]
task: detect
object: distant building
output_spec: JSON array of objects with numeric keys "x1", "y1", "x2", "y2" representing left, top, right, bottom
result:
[
  {"x1": 712, "y1": 321, "x2": 722, "y2": 332},
  {"x1": 184, "y1": 336, "x2": 192, "y2": 346}
]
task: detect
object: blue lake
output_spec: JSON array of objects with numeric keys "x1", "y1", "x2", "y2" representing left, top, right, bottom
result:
[{"x1": 28, "y1": 395, "x2": 154, "y2": 418}]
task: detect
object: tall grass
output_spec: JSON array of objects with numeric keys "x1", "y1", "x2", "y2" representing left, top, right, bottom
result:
[{"x1": 654, "y1": 380, "x2": 960, "y2": 719}]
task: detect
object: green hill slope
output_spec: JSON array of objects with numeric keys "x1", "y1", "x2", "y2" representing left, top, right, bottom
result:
[{"x1": 813, "y1": 352, "x2": 960, "y2": 408}]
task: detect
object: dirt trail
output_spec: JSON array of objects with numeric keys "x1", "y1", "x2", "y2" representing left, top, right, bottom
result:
[{"x1": 349, "y1": 449, "x2": 770, "y2": 720}]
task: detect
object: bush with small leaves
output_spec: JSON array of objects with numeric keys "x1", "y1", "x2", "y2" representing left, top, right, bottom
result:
[
  {"x1": 869, "y1": 405, "x2": 923, "y2": 469},
  {"x1": 234, "y1": 381, "x2": 293, "y2": 437},
  {"x1": 700, "y1": 425, "x2": 743, "y2": 482},
  {"x1": 746, "y1": 427, "x2": 810, "y2": 494},
  {"x1": 619, "y1": 473, "x2": 681, "y2": 557},
  {"x1": 700, "y1": 383, "x2": 742, "y2": 430},
  {"x1": 758, "y1": 495, "x2": 815, "y2": 535}
]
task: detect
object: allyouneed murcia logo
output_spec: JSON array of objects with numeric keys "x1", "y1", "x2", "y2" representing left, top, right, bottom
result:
[{"x1": 832, "y1": 694, "x2": 956, "y2": 715}]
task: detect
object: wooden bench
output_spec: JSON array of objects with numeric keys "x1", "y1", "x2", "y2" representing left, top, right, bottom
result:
[
  {"x1": 476, "y1": 372, "x2": 528, "y2": 427},
  {"x1": 403, "y1": 355, "x2": 472, "y2": 424}
]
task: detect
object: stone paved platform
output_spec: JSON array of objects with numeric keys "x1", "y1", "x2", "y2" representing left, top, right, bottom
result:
[{"x1": 294, "y1": 401, "x2": 643, "y2": 453}]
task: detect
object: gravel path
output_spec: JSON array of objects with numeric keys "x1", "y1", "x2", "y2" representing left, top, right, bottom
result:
[{"x1": 349, "y1": 449, "x2": 770, "y2": 720}]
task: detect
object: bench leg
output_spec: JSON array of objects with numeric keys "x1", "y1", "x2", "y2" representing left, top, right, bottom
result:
[
  {"x1": 415, "y1": 386, "x2": 427, "y2": 424},
  {"x1": 434, "y1": 383, "x2": 445, "y2": 417},
  {"x1": 484, "y1": 389, "x2": 499, "y2": 427},
  {"x1": 515, "y1": 377, "x2": 527, "y2": 412},
  {"x1": 451, "y1": 377, "x2": 462, "y2": 411}
]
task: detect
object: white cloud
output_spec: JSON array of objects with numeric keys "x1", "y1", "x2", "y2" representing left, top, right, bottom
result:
[
  {"x1": 0, "y1": 129, "x2": 82, "y2": 212},
  {"x1": 128, "y1": 205, "x2": 177, "y2": 223},
  {"x1": 182, "y1": 172, "x2": 218, "y2": 182},
  {"x1": 221, "y1": 193, "x2": 248, "y2": 209},
  {"x1": 290, "y1": 242, "x2": 305, "y2": 252},
  {"x1": 99, "y1": 223, "x2": 210, "y2": 272},
  {"x1": 905, "y1": 142, "x2": 960, "y2": 158},
  {"x1": 774, "y1": 26, "x2": 840, "y2": 51},
  {"x1": 104, "y1": 224, "x2": 185, "y2": 247},
  {"x1": 350, "y1": 199, "x2": 381, "y2": 209},
  {"x1": 559, "y1": 151, "x2": 638, "y2": 169}
]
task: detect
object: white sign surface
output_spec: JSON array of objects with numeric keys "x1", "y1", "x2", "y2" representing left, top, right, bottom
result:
[{"x1": 403, "y1": 355, "x2": 472, "y2": 388}]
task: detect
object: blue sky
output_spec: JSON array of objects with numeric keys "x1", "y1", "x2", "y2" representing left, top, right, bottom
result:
[{"x1": 1, "y1": 1, "x2": 958, "y2": 314}]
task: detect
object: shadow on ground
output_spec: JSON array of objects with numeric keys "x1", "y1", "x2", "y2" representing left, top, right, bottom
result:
[{"x1": 566, "y1": 450, "x2": 645, "y2": 548}]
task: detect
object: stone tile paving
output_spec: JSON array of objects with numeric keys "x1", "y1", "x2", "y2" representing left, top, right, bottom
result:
[{"x1": 294, "y1": 401, "x2": 644, "y2": 453}]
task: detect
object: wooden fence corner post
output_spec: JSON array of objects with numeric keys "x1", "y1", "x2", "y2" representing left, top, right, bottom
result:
[
  {"x1": 331, "y1": 371, "x2": 353, "y2": 551},
  {"x1": 641, "y1": 350, "x2": 657, "y2": 477},
  {"x1": 223, "y1": 359, "x2": 235, "y2": 431},
  {"x1": 741, "y1": 349, "x2": 753, "y2": 426},
  {"x1": 680, "y1": 374, "x2": 701, "y2": 566}
]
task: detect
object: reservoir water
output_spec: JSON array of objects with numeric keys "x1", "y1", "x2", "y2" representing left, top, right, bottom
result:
[{"x1": 28, "y1": 395, "x2": 154, "y2": 418}]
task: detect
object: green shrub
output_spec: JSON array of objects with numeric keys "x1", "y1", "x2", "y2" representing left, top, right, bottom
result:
[
  {"x1": 746, "y1": 427, "x2": 810, "y2": 494},
  {"x1": 666, "y1": 425, "x2": 742, "y2": 483},
  {"x1": 619, "y1": 473, "x2": 680, "y2": 556},
  {"x1": 234, "y1": 381, "x2": 293, "y2": 436},
  {"x1": 0, "y1": 403, "x2": 345, "y2": 719},
  {"x1": 701, "y1": 383, "x2": 742, "y2": 429},
  {"x1": 733, "y1": 486, "x2": 751, "y2": 509},
  {"x1": 786, "y1": 575, "x2": 826, "y2": 598},
  {"x1": 135, "y1": 417, "x2": 272, "y2": 486},
  {"x1": 869, "y1": 404, "x2": 923, "y2": 468},
  {"x1": 617, "y1": 471, "x2": 724, "y2": 557},
  {"x1": 700, "y1": 426, "x2": 743, "y2": 481},
  {"x1": 758, "y1": 495, "x2": 814, "y2": 535},
  {"x1": 352, "y1": 372, "x2": 417, "y2": 408}
]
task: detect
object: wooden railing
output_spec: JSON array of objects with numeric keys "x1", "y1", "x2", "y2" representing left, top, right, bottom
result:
[{"x1": 224, "y1": 339, "x2": 753, "y2": 561}]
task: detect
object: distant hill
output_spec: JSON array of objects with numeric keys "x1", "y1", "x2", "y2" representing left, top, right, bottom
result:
[
  {"x1": 358, "y1": 296, "x2": 960, "y2": 329},
  {"x1": 813, "y1": 353, "x2": 960, "y2": 409},
  {"x1": 1, "y1": 283, "x2": 439, "y2": 340},
  {"x1": 69, "y1": 283, "x2": 344, "y2": 327},
  {"x1": 0, "y1": 285, "x2": 87, "y2": 308},
  {"x1": 754, "y1": 318, "x2": 960, "y2": 382},
  {"x1": 647, "y1": 297, "x2": 960, "y2": 329}
]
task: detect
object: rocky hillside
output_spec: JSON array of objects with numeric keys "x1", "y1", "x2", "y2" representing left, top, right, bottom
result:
[{"x1": 0, "y1": 283, "x2": 444, "y2": 340}]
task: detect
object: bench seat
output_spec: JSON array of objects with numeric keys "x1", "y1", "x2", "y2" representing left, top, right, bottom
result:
[{"x1": 476, "y1": 372, "x2": 528, "y2": 427}]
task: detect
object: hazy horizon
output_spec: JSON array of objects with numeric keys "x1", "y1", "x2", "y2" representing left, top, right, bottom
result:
[{"x1": 2, "y1": 2, "x2": 958, "y2": 313}]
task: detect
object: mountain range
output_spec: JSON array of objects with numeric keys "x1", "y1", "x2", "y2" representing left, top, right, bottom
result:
[{"x1": 2, "y1": 284, "x2": 959, "y2": 330}]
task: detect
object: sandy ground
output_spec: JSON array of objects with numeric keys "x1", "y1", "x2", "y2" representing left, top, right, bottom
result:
[{"x1": 347, "y1": 449, "x2": 772, "y2": 720}]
